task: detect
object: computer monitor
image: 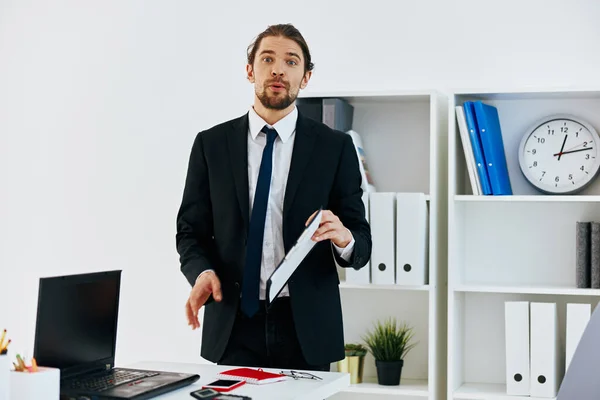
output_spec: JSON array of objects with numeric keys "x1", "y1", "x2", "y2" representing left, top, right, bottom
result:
[{"x1": 33, "y1": 270, "x2": 121, "y2": 379}]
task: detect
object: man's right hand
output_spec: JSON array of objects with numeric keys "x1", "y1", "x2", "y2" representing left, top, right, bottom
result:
[{"x1": 186, "y1": 270, "x2": 222, "y2": 330}]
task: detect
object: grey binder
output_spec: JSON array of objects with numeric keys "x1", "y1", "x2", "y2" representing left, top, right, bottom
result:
[
  {"x1": 592, "y1": 222, "x2": 600, "y2": 288},
  {"x1": 576, "y1": 221, "x2": 591, "y2": 288},
  {"x1": 296, "y1": 97, "x2": 354, "y2": 132}
]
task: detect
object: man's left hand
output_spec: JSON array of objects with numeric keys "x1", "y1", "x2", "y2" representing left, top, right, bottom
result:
[{"x1": 306, "y1": 210, "x2": 352, "y2": 248}]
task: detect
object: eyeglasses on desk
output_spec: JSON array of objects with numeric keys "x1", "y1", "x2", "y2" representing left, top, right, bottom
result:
[{"x1": 279, "y1": 370, "x2": 323, "y2": 381}]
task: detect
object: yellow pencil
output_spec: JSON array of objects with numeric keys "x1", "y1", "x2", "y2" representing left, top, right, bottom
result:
[
  {"x1": 0, "y1": 339, "x2": 10, "y2": 353},
  {"x1": 0, "y1": 329, "x2": 6, "y2": 349}
]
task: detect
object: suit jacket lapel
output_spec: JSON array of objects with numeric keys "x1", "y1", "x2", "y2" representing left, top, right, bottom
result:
[
  {"x1": 283, "y1": 113, "x2": 317, "y2": 222},
  {"x1": 227, "y1": 113, "x2": 250, "y2": 233}
]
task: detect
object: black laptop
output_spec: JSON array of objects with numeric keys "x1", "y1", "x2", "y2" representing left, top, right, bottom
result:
[{"x1": 33, "y1": 270, "x2": 199, "y2": 400}]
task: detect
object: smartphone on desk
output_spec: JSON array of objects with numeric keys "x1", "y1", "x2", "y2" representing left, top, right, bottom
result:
[
  {"x1": 201, "y1": 379, "x2": 245, "y2": 392},
  {"x1": 191, "y1": 387, "x2": 252, "y2": 399}
]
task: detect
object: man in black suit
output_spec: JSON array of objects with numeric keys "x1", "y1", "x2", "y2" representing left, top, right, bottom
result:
[{"x1": 176, "y1": 23, "x2": 371, "y2": 372}]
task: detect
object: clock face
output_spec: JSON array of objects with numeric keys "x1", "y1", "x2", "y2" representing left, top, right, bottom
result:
[{"x1": 518, "y1": 115, "x2": 600, "y2": 194}]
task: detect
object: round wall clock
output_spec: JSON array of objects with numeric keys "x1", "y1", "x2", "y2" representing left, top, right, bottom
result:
[{"x1": 518, "y1": 114, "x2": 600, "y2": 194}]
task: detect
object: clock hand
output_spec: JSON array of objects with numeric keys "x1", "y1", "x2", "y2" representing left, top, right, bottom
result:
[
  {"x1": 558, "y1": 134, "x2": 568, "y2": 161},
  {"x1": 562, "y1": 141, "x2": 591, "y2": 153},
  {"x1": 553, "y1": 147, "x2": 593, "y2": 157}
]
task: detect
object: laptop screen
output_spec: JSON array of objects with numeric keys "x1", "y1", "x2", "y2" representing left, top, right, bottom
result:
[{"x1": 34, "y1": 270, "x2": 121, "y2": 376}]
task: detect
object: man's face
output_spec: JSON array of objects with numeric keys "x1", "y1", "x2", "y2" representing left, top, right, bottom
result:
[{"x1": 247, "y1": 36, "x2": 311, "y2": 110}]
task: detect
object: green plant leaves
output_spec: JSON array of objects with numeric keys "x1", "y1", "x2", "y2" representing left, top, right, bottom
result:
[
  {"x1": 344, "y1": 343, "x2": 367, "y2": 357},
  {"x1": 362, "y1": 317, "x2": 417, "y2": 361}
]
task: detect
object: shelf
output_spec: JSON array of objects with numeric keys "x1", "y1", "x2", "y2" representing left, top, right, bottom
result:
[
  {"x1": 298, "y1": 89, "x2": 436, "y2": 102},
  {"x1": 340, "y1": 282, "x2": 430, "y2": 291},
  {"x1": 342, "y1": 377, "x2": 429, "y2": 397},
  {"x1": 454, "y1": 284, "x2": 600, "y2": 296},
  {"x1": 454, "y1": 382, "x2": 555, "y2": 400},
  {"x1": 454, "y1": 195, "x2": 600, "y2": 202},
  {"x1": 453, "y1": 86, "x2": 600, "y2": 101},
  {"x1": 448, "y1": 89, "x2": 599, "y2": 400}
]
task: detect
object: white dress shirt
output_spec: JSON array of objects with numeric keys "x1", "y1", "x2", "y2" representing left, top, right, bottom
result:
[
  {"x1": 247, "y1": 105, "x2": 354, "y2": 299},
  {"x1": 198, "y1": 106, "x2": 355, "y2": 300}
]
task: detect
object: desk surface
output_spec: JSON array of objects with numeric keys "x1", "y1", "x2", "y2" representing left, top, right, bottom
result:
[{"x1": 126, "y1": 361, "x2": 350, "y2": 400}]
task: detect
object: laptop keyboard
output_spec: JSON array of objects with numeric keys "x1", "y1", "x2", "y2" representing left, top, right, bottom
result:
[{"x1": 65, "y1": 369, "x2": 160, "y2": 392}]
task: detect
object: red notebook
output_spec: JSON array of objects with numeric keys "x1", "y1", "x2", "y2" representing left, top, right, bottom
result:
[{"x1": 217, "y1": 368, "x2": 288, "y2": 385}]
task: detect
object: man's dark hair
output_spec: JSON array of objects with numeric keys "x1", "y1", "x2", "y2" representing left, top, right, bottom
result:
[{"x1": 247, "y1": 23, "x2": 314, "y2": 73}]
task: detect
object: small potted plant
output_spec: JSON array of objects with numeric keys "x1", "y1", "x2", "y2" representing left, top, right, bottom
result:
[
  {"x1": 337, "y1": 343, "x2": 367, "y2": 384},
  {"x1": 362, "y1": 317, "x2": 417, "y2": 386}
]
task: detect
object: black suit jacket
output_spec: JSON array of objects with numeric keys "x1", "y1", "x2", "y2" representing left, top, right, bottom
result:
[{"x1": 176, "y1": 110, "x2": 372, "y2": 366}]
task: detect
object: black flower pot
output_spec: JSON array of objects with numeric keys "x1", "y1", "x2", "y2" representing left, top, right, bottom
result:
[{"x1": 375, "y1": 359, "x2": 404, "y2": 386}]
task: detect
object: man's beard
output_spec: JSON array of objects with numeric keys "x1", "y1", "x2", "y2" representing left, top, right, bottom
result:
[{"x1": 256, "y1": 82, "x2": 298, "y2": 110}]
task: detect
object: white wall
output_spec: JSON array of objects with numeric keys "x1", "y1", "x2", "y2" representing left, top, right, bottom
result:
[{"x1": 1, "y1": 0, "x2": 599, "y2": 367}]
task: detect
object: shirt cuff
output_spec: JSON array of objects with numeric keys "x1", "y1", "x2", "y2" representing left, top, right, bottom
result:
[
  {"x1": 332, "y1": 230, "x2": 355, "y2": 262},
  {"x1": 195, "y1": 269, "x2": 215, "y2": 285}
]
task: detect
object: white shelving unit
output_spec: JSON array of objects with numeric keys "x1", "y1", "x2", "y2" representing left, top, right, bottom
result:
[
  {"x1": 447, "y1": 87, "x2": 600, "y2": 400},
  {"x1": 298, "y1": 89, "x2": 448, "y2": 400}
]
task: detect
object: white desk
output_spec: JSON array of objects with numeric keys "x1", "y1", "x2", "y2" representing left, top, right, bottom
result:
[{"x1": 126, "y1": 361, "x2": 350, "y2": 400}]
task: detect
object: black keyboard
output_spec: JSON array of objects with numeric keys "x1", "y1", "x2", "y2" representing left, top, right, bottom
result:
[{"x1": 65, "y1": 369, "x2": 159, "y2": 392}]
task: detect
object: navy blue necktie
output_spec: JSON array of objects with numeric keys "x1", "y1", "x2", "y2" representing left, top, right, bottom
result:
[{"x1": 241, "y1": 125, "x2": 278, "y2": 318}]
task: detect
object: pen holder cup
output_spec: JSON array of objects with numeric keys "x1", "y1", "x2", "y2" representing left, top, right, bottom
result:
[
  {"x1": 9, "y1": 367, "x2": 60, "y2": 400},
  {"x1": 0, "y1": 354, "x2": 9, "y2": 400}
]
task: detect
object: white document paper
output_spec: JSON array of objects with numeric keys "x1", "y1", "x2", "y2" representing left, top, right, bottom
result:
[
  {"x1": 266, "y1": 209, "x2": 323, "y2": 304},
  {"x1": 455, "y1": 105, "x2": 482, "y2": 195}
]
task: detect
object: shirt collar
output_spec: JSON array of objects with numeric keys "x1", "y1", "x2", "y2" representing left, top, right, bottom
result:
[{"x1": 248, "y1": 106, "x2": 297, "y2": 143}]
